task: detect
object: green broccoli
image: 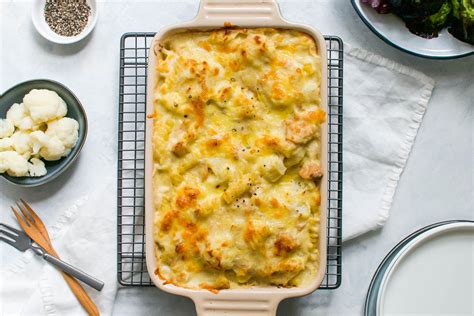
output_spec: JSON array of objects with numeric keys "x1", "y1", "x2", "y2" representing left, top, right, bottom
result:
[
  {"x1": 449, "y1": 0, "x2": 474, "y2": 44},
  {"x1": 390, "y1": 0, "x2": 448, "y2": 21},
  {"x1": 405, "y1": 1, "x2": 452, "y2": 38},
  {"x1": 364, "y1": 0, "x2": 474, "y2": 43}
]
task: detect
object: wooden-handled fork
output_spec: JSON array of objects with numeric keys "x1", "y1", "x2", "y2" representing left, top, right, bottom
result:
[{"x1": 12, "y1": 199, "x2": 100, "y2": 316}]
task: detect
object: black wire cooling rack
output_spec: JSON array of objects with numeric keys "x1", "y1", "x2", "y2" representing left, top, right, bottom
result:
[{"x1": 117, "y1": 33, "x2": 343, "y2": 289}]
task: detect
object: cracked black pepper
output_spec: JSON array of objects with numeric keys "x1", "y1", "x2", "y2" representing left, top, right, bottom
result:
[{"x1": 44, "y1": 0, "x2": 91, "y2": 37}]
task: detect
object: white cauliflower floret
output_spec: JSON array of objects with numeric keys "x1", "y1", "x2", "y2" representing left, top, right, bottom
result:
[
  {"x1": 30, "y1": 126, "x2": 77, "y2": 161},
  {"x1": 28, "y1": 158, "x2": 47, "y2": 177},
  {"x1": 31, "y1": 129, "x2": 72, "y2": 161},
  {"x1": 6, "y1": 103, "x2": 28, "y2": 127},
  {"x1": 45, "y1": 117, "x2": 79, "y2": 148},
  {"x1": 0, "y1": 151, "x2": 29, "y2": 177},
  {"x1": 258, "y1": 155, "x2": 287, "y2": 183},
  {"x1": 0, "y1": 137, "x2": 13, "y2": 151},
  {"x1": 10, "y1": 131, "x2": 32, "y2": 158},
  {"x1": 0, "y1": 119, "x2": 15, "y2": 138},
  {"x1": 30, "y1": 130, "x2": 48, "y2": 155},
  {"x1": 206, "y1": 157, "x2": 236, "y2": 185},
  {"x1": 40, "y1": 136, "x2": 69, "y2": 161},
  {"x1": 5, "y1": 103, "x2": 41, "y2": 131},
  {"x1": 23, "y1": 89, "x2": 67, "y2": 123},
  {"x1": 17, "y1": 116, "x2": 40, "y2": 131}
]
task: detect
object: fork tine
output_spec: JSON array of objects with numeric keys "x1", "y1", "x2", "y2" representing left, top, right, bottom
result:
[
  {"x1": 11, "y1": 206, "x2": 31, "y2": 229},
  {"x1": 12, "y1": 206, "x2": 52, "y2": 253},
  {"x1": 21, "y1": 199, "x2": 47, "y2": 226},
  {"x1": 17, "y1": 201, "x2": 35, "y2": 225},
  {"x1": 20, "y1": 199, "x2": 48, "y2": 232},
  {"x1": 0, "y1": 223, "x2": 22, "y2": 235},
  {"x1": 20, "y1": 199, "x2": 34, "y2": 213},
  {"x1": 19, "y1": 199, "x2": 37, "y2": 224},
  {"x1": 0, "y1": 226, "x2": 19, "y2": 240},
  {"x1": 0, "y1": 235, "x2": 16, "y2": 247},
  {"x1": 18, "y1": 199, "x2": 51, "y2": 243}
]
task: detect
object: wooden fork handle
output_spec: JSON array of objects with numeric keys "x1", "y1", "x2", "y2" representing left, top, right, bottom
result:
[
  {"x1": 61, "y1": 272, "x2": 100, "y2": 316},
  {"x1": 46, "y1": 248, "x2": 100, "y2": 316}
]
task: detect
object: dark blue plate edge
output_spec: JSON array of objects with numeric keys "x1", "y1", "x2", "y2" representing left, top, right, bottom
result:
[
  {"x1": 0, "y1": 79, "x2": 88, "y2": 187},
  {"x1": 350, "y1": 0, "x2": 474, "y2": 60},
  {"x1": 364, "y1": 220, "x2": 474, "y2": 316}
]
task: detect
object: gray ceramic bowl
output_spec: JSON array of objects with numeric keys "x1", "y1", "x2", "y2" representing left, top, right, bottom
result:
[{"x1": 0, "y1": 79, "x2": 87, "y2": 187}]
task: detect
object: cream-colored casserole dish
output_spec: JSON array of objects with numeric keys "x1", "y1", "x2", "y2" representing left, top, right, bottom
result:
[{"x1": 145, "y1": 0, "x2": 328, "y2": 314}]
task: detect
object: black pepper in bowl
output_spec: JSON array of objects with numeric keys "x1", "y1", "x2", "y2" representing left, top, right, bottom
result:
[{"x1": 44, "y1": 0, "x2": 91, "y2": 37}]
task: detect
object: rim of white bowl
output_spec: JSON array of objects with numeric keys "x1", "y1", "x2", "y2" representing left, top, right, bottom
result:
[{"x1": 31, "y1": 0, "x2": 98, "y2": 45}]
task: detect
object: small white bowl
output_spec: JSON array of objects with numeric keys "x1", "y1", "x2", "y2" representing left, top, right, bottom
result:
[{"x1": 32, "y1": 0, "x2": 98, "y2": 44}]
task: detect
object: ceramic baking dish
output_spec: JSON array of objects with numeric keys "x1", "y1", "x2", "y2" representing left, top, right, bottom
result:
[{"x1": 145, "y1": 0, "x2": 328, "y2": 314}]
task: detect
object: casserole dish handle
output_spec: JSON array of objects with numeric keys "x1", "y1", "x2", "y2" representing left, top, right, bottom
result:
[
  {"x1": 195, "y1": 0, "x2": 285, "y2": 25},
  {"x1": 194, "y1": 295, "x2": 283, "y2": 316}
]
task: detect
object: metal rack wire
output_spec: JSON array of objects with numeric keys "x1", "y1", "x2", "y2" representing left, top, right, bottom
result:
[{"x1": 117, "y1": 33, "x2": 343, "y2": 289}]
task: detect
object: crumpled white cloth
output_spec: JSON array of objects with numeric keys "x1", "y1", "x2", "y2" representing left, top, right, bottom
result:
[
  {"x1": 0, "y1": 44, "x2": 434, "y2": 315},
  {"x1": 342, "y1": 44, "x2": 435, "y2": 241},
  {"x1": 0, "y1": 178, "x2": 117, "y2": 316}
]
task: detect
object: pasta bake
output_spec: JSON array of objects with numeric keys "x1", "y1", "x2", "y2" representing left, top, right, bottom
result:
[{"x1": 151, "y1": 28, "x2": 325, "y2": 291}]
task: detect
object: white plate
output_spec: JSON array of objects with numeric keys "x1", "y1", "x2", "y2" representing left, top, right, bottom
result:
[
  {"x1": 377, "y1": 222, "x2": 474, "y2": 315},
  {"x1": 351, "y1": 0, "x2": 474, "y2": 59},
  {"x1": 32, "y1": 0, "x2": 98, "y2": 45}
]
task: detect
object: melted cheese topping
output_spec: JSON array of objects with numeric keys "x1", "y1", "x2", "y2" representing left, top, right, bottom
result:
[{"x1": 152, "y1": 28, "x2": 324, "y2": 291}]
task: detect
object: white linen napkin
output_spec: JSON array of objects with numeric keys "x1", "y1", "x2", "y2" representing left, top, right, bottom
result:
[
  {"x1": 0, "y1": 178, "x2": 117, "y2": 316},
  {"x1": 0, "y1": 44, "x2": 434, "y2": 315},
  {"x1": 342, "y1": 44, "x2": 435, "y2": 241}
]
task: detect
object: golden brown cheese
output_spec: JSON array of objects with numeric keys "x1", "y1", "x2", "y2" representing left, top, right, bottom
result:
[{"x1": 152, "y1": 28, "x2": 324, "y2": 291}]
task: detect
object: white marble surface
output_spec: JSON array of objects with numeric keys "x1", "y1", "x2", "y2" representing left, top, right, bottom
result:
[{"x1": 0, "y1": 0, "x2": 473, "y2": 315}]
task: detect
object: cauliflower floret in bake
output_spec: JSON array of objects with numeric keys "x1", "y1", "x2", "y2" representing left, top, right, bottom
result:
[
  {"x1": 0, "y1": 119, "x2": 14, "y2": 138},
  {"x1": 258, "y1": 155, "x2": 287, "y2": 183},
  {"x1": 222, "y1": 178, "x2": 249, "y2": 204},
  {"x1": 299, "y1": 160, "x2": 323, "y2": 180},
  {"x1": 305, "y1": 140, "x2": 320, "y2": 160},
  {"x1": 210, "y1": 82, "x2": 234, "y2": 108},
  {"x1": 206, "y1": 157, "x2": 236, "y2": 186},
  {"x1": 10, "y1": 131, "x2": 32, "y2": 159},
  {"x1": 0, "y1": 151, "x2": 29, "y2": 177},
  {"x1": 157, "y1": 91, "x2": 188, "y2": 114},
  {"x1": 28, "y1": 158, "x2": 47, "y2": 177},
  {"x1": 45, "y1": 117, "x2": 79, "y2": 148},
  {"x1": 284, "y1": 117, "x2": 317, "y2": 145},
  {"x1": 23, "y1": 89, "x2": 67, "y2": 123},
  {"x1": 284, "y1": 109, "x2": 325, "y2": 145},
  {"x1": 167, "y1": 122, "x2": 198, "y2": 157},
  {"x1": 284, "y1": 146, "x2": 305, "y2": 168},
  {"x1": 0, "y1": 137, "x2": 13, "y2": 151}
]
